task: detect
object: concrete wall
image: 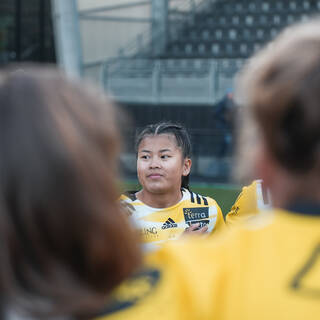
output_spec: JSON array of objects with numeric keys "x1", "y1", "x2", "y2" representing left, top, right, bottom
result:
[
  {"x1": 77, "y1": 0, "x2": 205, "y2": 83},
  {"x1": 78, "y1": 0, "x2": 151, "y2": 83}
]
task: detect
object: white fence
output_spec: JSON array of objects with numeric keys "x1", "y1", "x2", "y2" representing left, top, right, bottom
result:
[{"x1": 102, "y1": 58, "x2": 244, "y2": 105}]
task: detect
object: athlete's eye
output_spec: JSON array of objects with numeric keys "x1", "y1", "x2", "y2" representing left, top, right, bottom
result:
[
  {"x1": 161, "y1": 154, "x2": 171, "y2": 159},
  {"x1": 140, "y1": 154, "x2": 150, "y2": 160}
]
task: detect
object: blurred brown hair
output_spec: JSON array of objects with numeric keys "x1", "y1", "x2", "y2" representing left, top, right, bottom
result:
[
  {"x1": 236, "y1": 19, "x2": 320, "y2": 179},
  {"x1": 0, "y1": 65, "x2": 141, "y2": 318}
]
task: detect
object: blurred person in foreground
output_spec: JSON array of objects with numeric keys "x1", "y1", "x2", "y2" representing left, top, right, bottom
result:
[
  {"x1": 148, "y1": 19, "x2": 320, "y2": 319},
  {"x1": 105, "y1": 19, "x2": 320, "y2": 319},
  {"x1": 116, "y1": 19, "x2": 320, "y2": 319},
  {"x1": 0, "y1": 66, "x2": 142, "y2": 319}
]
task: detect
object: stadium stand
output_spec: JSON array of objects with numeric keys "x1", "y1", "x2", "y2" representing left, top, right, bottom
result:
[
  {"x1": 103, "y1": 0, "x2": 320, "y2": 182},
  {"x1": 104, "y1": 0, "x2": 320, "y2": 97}
]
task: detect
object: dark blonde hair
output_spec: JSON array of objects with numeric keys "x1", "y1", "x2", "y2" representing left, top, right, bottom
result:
[
  {"x1": 0, "y1": 66, "x2": 141, "y2": 318},
  {"x1": 237, "y1": 20, "x2": 320, "y2": 175}
]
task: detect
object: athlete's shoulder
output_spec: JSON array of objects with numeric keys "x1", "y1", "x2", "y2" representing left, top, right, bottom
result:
[
  {"x1": 119, "y1": 191, "x2": 138, "y2": 202},
  {"x1": 93, "y1": 267, "x2": 164, "y2": 320},
  {"x1": 93, "y1": 262, "x2": 204, "y2": 320},
  {"x1": 182, "y1": 188, "x2": 217, "y2": 207},
  {"x1": 237, "y1": 180, "x2": 260, "y2": 203},
  {"x1": 204, "y1": 195, "x2": 220, "y2": 207},
  {"x1": 119, "y1": 191, "x2": 139, "y2": 216},
  {"x1": 226, "y1": 180, "x2": 261, "y2": 223}
]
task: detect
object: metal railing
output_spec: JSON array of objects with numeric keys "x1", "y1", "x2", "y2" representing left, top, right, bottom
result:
[{"x1": 102, "y1": 58, "x2": 244, "y2": 105}]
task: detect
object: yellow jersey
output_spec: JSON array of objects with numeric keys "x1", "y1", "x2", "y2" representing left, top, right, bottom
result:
[
  {"x1": 226, "y1": 179, "x2": 271, "y2": 225},
  {"x1": 119, "y1": 188, "x2": 225, "y2": 252},
  {"x1": 95, "y1": 204, "x2": 320, "y2": 320}
]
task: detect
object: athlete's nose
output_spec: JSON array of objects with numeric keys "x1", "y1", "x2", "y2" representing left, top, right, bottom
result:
[{"x1": 149, "y1": 156, "x2": 161, "y2": 168}]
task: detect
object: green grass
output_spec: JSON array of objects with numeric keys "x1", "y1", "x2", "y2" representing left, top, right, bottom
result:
[{"x1": 120, "y1": 180, "x2": 241, "y2": 218}]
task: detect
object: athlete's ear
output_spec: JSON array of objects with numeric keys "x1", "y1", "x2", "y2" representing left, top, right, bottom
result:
[{"x1": 182, "y1": 158, "x2": 192, "y2": 176}]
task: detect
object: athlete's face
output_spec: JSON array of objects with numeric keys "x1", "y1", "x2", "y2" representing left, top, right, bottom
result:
[{"x1": 137, "y1": 134, "x2": 191, "y2": 195}]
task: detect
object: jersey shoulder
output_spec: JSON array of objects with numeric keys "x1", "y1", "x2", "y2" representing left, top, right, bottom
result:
[
  {"x1": 226, "y1": 181, "x2": 258, "y2": 221},
  {"x1": 93, "y1": 267, "x2": 165, "y2": 319},
  {"x1": 119, "y1": 191, "x2": 138, "y2": 202},
  {"x1": 182, "y1": 188, "x2": 218, "y2": 207},
  {"x1": 119, "y1": 191, "x2": 139, "y2": 216},
  {"x1": 226, "y1": 180, "x2": 271, "y2": 225}
]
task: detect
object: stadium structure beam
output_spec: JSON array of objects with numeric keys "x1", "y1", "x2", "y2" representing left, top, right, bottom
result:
[
  {"x1": 15, "y1": 0, "x2": 21, "y2": 61},
  {"x1": 51, "y1": 0, "x2": 83, "y2": 78},
  {"x1": 78, "y1": 1, "x2": 150, "y2": 15},
  {"x1": 151, "y1": 0, "x2": 168, "y2": 55},
  {"x1": 79, "y1": 16, "x2": 152, "y2": 23}
]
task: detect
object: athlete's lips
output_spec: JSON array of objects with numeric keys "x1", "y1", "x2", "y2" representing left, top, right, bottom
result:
[{"x1": 147, "y1": 173, "x2": 163, "y2": 179}]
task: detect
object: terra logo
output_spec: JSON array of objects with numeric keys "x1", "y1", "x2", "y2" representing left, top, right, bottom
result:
[{"x1": 183, "y1": 207, "x2": 209, "y2": 222}]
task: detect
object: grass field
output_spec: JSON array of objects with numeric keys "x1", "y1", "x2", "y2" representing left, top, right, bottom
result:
[{"x1": 120, "y1": 180, "x2": 241, "y2": 218}]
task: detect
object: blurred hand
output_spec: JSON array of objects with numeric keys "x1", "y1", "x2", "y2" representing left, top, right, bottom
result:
[
  {"x1": 183, "y1": 223, "x2": 208, "y2": 236},
  {"x1": 120, "y1": 201, "x2": 135, "y2": 217}
]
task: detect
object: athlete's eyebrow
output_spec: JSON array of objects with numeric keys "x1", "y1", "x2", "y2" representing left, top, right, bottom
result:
[{"x1": 138, "y1": 148, "x2": 173, "y2": 153}]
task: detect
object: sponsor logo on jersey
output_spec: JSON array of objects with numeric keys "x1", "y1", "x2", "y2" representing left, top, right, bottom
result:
[
  {"x1": 161, "y1": 218, "x2": 178, "y2": 229},
  {"x1": 183, "y1": 207, "x2": 209, "y2": 228},
  {"x1": 183, "y1": 207, "x2": 209, "y2": 221},
  {"x1": 140, "y1": 227, "x2": 158, "y2": 235}
]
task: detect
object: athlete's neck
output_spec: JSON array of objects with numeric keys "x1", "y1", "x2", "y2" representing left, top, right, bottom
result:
[{"x1": 136, "y1": 189, "x2": 183, "y2": 208}]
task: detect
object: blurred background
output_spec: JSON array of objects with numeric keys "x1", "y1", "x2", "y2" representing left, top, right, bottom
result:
[{"x1": 1, "y1": 0, "x2": 320, "y2": 213}]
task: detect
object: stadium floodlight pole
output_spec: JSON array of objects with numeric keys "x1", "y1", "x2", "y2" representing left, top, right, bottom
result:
[
  {"x1": 151, "y1": 0, "x2": 168, "y2": 56},
  {"x1": 51, "y1": 0, "x2": 83, "y2": 78}
]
